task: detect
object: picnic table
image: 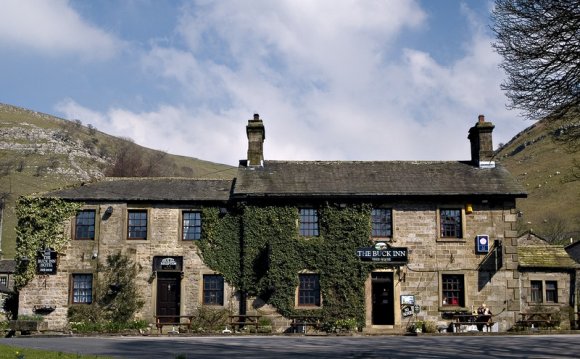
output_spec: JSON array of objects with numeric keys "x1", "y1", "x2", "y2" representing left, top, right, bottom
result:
[
  {"x1": 452, "y1": 313, "x2": 494, "y2": 333},
  {"x1": 154, "y1": 315, "x2": 195, "y2": 334},
  {"x1": 289, "y1": 314, "x2": 321, "y2": 333},
  {"x1": 517, "y1": 312, "x2": 555, "y2": 330},
  {"x1": 228, "y1": 314, "x2": 262, "y2": 332}
]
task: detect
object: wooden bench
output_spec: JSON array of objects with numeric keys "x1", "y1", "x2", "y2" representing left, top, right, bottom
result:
[
  {"x1": 451, "y1": 313, "x2": 494, "y2": 333},
  {"x1": 155, "y1": 315, "x2": 194, "y2": 334},
  {"x1": 289, "y1": 315, "x2": 321, "y2": 333},
  {"x1": 517, "y1": 312, "x2": 556, "y2": 330},
  {"x1": 453, "y1": 321, "x2": 495, "y2": 333},
  {"x1": 228, "y1": 315, "x2": 262, "y2": 332}
]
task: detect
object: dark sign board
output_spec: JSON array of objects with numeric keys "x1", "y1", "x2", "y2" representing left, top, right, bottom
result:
[
  {"x1": 153, "y1": 256, "x2": 183, "y2": 271},
  {"x1": 36, "y1": 248, "x2": 57, "y2": 275},
  {"x1": 356, "y1": 242, "x2": 408, "y2": 263}
]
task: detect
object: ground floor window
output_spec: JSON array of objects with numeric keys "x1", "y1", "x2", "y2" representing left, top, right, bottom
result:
[
  {"x1": 298, "y1": 274, "x2": 321, "y2": 307},
  {"x1": 545, "y1": 281, "x2": 558, "y2": 303},
  {"x1": 530, "y1": 280, "x2": 558, "y2": 304},
  {"x1": 442, "y1": 274, "x2": 464, "y2": 306},
  {"x1": 530, "y1": 280, "x2": 543, "y2": 303},
  {"x1": 71, "y1": 274, "x2": 93, "y2": 304},
  {"x1": 203, "y1": 274, "x2": 224, "y2": 305}
]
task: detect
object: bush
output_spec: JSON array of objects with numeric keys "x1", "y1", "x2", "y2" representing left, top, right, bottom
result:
[{"x1": 190, "y1": 307, "x2": 229, "y2": 333}]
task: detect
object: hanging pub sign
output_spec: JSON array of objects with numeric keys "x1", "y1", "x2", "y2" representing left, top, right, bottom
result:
[
  {"x1": 356, "y1": 242, "x2": 408, "y2": 264},
  {"x1": 476, "y1": 234, "x2": 490, "y2": 253},
  {"x1": 36, "y1": 248, "x2": 57, "y2": 275},
  {"x1": 153, "y1": 256, "x2": 183, "y2": 271}
]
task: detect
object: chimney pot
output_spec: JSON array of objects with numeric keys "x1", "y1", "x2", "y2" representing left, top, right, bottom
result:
[
  {"x1": 468, "y1": 114, "x2": 495, "y2": 168},
  {"x1": 246, "y1": 114, "x2": 265, "y2": 166}
]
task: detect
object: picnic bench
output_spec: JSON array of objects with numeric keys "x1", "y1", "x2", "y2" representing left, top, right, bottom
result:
[
  {"x1": 289, "y1": 314, "x2": 321, "y2": 333},
  {"x1": 228, "y1": 314, "x2": 262, "y2": 332},
  {"x1": 516, "y1": 312, "x2": 556, "y2": 330},
  {"x1": 452, "y1": 313, "x2": 494, "y2": 333},
  {"x1": 155, "y1": 315, "x2": 195, "y2": 334}
]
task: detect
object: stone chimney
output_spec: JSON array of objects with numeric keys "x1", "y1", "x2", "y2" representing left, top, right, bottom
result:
[
  {"x1": 246, "y1": 113, "x2": 265, "y2": 166},
  {"x1": 468, "y1": 114, "x2": 495, "y2": 168}
]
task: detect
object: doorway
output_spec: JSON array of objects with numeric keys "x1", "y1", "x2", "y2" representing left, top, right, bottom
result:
[
  {"x1": 371, "y1": 272, "x2": 394, "y2": 325},
  {"x1": 156, "y1": 272, "x2": 181, "y2": 323}
]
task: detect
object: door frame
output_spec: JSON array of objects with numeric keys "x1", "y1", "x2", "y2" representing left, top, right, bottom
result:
[
  {"x1": 365, "y1": 270, "x2": 401, "y2": 329},
  {"x1": 155, "y1": 271, "x2": 182, "y2": 320}
]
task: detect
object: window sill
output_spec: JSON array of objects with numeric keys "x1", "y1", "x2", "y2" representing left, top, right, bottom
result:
[
  {"x1": 295, "y1": 305, "x2": 322, "y2": 310},
  {"x1": 436, "y1": 238, "x2": 465, "y2": 243}
]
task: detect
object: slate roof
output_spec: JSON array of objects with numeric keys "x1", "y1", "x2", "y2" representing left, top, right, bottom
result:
[
  {"x1": 48, "y1": 178, "x2": 233, "y2": 202},
  {"x1": 233, "y1": 161, "x2": 527, "y2": 198},
  {"x1": 518, "y1": 245, "x2": 580, "y2": 269}
]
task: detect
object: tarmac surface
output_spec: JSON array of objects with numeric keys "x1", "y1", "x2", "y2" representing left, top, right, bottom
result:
[{"x1": 1, "y1": 333, "x2": 579, "y2": 358}]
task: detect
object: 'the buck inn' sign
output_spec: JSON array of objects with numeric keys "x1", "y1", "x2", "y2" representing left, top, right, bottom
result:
[{"x1": 356, "y1": 242, "x2": 408, "y2": 264}]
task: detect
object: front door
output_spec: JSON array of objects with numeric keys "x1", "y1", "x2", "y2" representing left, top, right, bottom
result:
[
  {"x1": 156, "y1": 272, "x2": 181, "y2": 323},
  {"x1": 371, "y1": 272, "x2": 394, "y2": 325}
]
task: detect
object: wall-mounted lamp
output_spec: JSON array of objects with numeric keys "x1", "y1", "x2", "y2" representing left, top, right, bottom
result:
[
  {"x1": 465, "y1": 203, "x2": 473, "y2": 214},
  {"x1": 92, "y1": 249, "x2": 98, "y2": 259},
  {"x1": 102, "y1": 206, "x2": 113, "y2": 220}
]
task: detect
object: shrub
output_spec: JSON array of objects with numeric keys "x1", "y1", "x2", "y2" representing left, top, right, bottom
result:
[{"x1": 190, "y1": 307, "x2": 229, "y2": 332}]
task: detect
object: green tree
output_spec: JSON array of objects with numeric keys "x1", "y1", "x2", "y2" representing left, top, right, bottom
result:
[{"x1": 97, "y1": 252, "x2": 144, "y2": 323}]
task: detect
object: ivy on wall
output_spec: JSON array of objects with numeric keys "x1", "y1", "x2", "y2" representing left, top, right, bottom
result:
[
  {"x1": 14, "y1": 196, "x2": 82, "y2": 289},
  {"x1": 196, "y1": 203, "x2": 377, "y2": 328},
  {"x1": 196, "y1": 207, "x2": 242, "y2": 286}
]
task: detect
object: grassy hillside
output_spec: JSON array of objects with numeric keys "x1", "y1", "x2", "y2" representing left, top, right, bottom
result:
[
  {"x1": 496, "y1": 109, "x2": 580, "y2": 244},
  {"x1": 0, "y1": 103, "x2": 236, "y2": 258}
]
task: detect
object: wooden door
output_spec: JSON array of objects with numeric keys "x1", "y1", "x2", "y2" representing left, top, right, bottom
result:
[
  {"x1": 156, "y1": 273, "x2": 180, "y2": 323},
  {"x1": 371, "y1": 272, "x2": 394, "y2": 325}
]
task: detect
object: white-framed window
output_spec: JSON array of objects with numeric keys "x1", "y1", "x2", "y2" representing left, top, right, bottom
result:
[
  {"x1": 71, "y1": 274, "x2": 93, "y2": 304},
  {"x1": 299, "y1": 208, "x2": 319, "y2": 236},
  {"x1": 371, "y1": 208, "x2": 392, "y2": 237}
]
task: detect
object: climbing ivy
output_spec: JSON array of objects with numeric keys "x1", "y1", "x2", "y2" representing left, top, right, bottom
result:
[
  {"x1": 196, "y1": 208, "x2": 242, "y2": 287},
  {"x1": 14, "y1": 196, "x2": 83, "y2": 289},
  {"x1": 196, "y1": 202, "x2": 377, "y2": 328}
]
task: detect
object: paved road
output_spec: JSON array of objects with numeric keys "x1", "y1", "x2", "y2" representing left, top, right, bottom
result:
[{"x1": 1, "y1": 334, "x2": 579, "y2": 358}]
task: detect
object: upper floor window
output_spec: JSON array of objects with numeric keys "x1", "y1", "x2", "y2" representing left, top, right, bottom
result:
[
  {"x1": 298, "y1": 274, "x2": 321, "y2": 307},
  {"x1": 182, "y1": 211, "x2": 202, "y2": 240},
  {"x1": 440, "y1": 209, "x2": 462, "y2": 238},
  {"x1": 299, "y1": 208, "x2": 319, "y2": 236},
  {"x1": 442, "y1": 274, "x2": 464, "y2": 306},
  {"x1": 203, "y1": 274, "x2": 224, "y2": 306},
  {"x1": 371, "y1": 208, "x2": 392, "y2": 237},
  {"x1": 71, "y1": 274, "x2": 93, "y2": 304},
  {"x1": 128, "y1": 210, "x2": 147, "y2": 240},
  {"x1": 75, "y1": 210, "x2": 95, "y2": 240}
]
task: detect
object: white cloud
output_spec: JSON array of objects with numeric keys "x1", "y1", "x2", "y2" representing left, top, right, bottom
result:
[
  {"x1": 56, "y1": 99, "x2": 247, "y2": 165},
  {"x1": 0, "y1": 0, "x2": 123, "y2": 60},
  {"x1": 55, "y1": 1, "x2": 529, "y2": 165}
]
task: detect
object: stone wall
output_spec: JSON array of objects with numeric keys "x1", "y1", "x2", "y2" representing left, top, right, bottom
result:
[
  {"x1": 18, "y1": 203, "x2": 238, "y2": 331},
  {"x1": 18, "y1": 199, "x2": 523, "y2": 332}
]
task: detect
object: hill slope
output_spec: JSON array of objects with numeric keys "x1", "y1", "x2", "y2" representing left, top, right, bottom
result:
[
  {"x1": 0, "y1": 103, "x2": 236, "y2": 258},
  {"x1": 496, "y1": 109, "x2": 580, "y2": 243}
]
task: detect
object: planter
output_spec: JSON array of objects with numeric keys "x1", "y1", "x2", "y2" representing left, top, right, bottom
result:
[{"x1": 9, "y1": 320, "x2": 48, "y2": 333}]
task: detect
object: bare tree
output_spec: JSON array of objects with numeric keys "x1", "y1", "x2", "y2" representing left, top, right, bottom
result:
[{"x1": 491, "y1": 0, "x2": 580, "y2": 120}]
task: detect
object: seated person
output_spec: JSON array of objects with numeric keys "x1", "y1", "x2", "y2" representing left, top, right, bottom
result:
[{"x1": 476, "y1": 303, "x2": 492, "y2": 331}]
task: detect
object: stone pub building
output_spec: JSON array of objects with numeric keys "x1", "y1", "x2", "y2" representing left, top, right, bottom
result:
[{"x1": 18, "y1": 113, "x2": 575, "y2": 334}]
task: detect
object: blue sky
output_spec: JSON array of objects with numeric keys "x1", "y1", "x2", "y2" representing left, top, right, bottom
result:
[{"x1": 0, "y1": 0, "x2": 533, "y2": 166}]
